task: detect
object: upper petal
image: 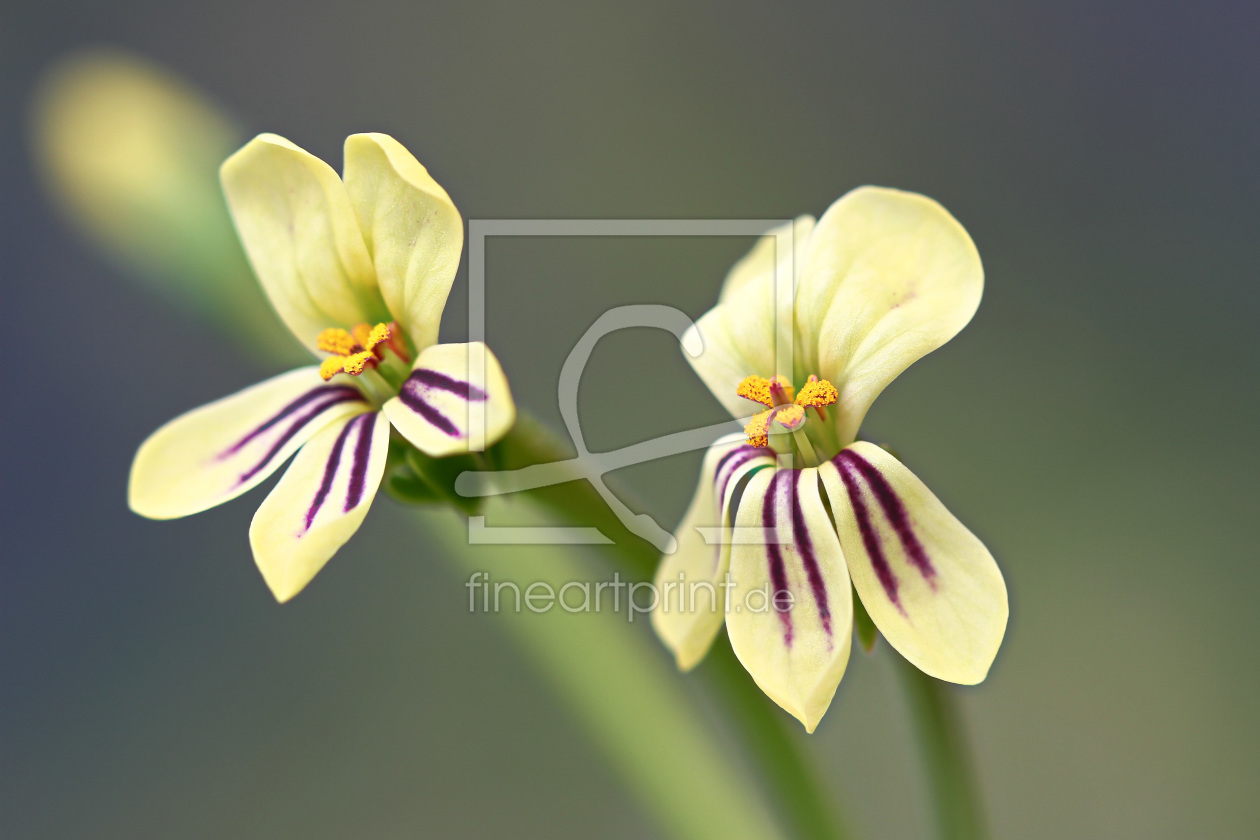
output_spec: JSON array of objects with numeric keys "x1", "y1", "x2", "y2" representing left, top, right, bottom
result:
[
  {"x1": 725, "y1": 468, "x2": 853, "y2": 733},
  {"x1": 220, "y1": 133, "x2": 389, "y2": 352},
  {"x1": 684, "y1": 217, "x2": 815, "y2": 420},
  {"x1": 382, "y1": 342, "x2": 515, "y2": 458},
  {"x1": 795, "y1": 187, "x2": 983, "y2": 445},
  {"x1": 250, "y1": 410, "x2": 390, "y2": 602},
  {"x1": 342, "y1": 133, "x2": 463, "y2": 353},
  {"x1": 818, "y1": 442, "x2": 1007, "y2": 684},
  {"x1": 652, "y1": 434, "x2": 777, "y2": 670},
  {"x1": 128, "y1": 367, "x2": 369, "y2": 519}
]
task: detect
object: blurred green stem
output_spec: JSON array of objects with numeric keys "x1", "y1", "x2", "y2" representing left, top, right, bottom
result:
[
  {"x1": 492, "y1": 417, "x2": 851, "y2": 840},
  {"x1": 895, "y1": 657, "x2": 988, "y2": 840}
]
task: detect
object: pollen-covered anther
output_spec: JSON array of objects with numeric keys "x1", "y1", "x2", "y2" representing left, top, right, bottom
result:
[
  {"x1": 319, "y1": 356, "x2": 348, "y2": 380},
  {"x1": 744, "y1": 409, "x2": 774, "y2": 448},
  {"x1": 795, "y1": 377, "x2": 838, "y2": 408},
  {"x1": 316, "y1": 322, "x2": 394, "y2": 380},
  {"x1": 737, "y1": 374, "x2": 796, "y2": 408},
  {"x1": 775, "y1": 404, "x2": 806, "y2": 431},
  {"x1": 737, "y1": 373, "x2": 839, "y2": 445},
  {"x1": 736, "y1": 375, "x2": 774, "y2": 408},
  {"x1": 317, "y1": 328, "x2": 358, "y2": 356}
]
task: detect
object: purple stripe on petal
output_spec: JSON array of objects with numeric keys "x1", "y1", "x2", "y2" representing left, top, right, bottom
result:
[
  {"x1": 397, "y1": 388, "x2": 462, "y2": 437},
  {"x1": 715, "y1": 447, "x2": 771, "y2": 505},
  {"x1": 406, "y1": 368, "x2": 488, "y2": 401},
  {"x1": 841, "y1": 450, "x2": 936, "y2": 583},
  {"x1": 834, "y1": 454, "x2": 901, "y2": 609},
  {"x1": 303, "y1": 418, "x2": 357, "y2": 532},
  {"x1": 763, "y1": 471, "x2": 794, "y2": 647},
  {"x1": 714, "y1": 445, "x2": 753, "y2": 483},
  {"x1": 222, "y1": 385, "x2": 361, "y2": 457},
  {"x1": 344, "y1": 414, "x2": 375, "y2": 512},
  {"x1": 236, "y1": 392, "x2": 363, "y2": 484},
  {"x1": 792, "y1": 470, "x2": 832, "y2": 638}
]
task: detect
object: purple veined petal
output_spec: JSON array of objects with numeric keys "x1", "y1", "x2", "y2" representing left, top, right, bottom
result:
[
  {"x1": 129, "y1": 367, "x2": 368, "y2": 521},
  {"x1": 818, "y1": 442, "x2": 1009, "y2": 685},
  {"x1": 222, "y1": 384, "x2": 362, "y2": 456},
  {"x1": 714, "y1": 444, "x2": 774, "y2": 509},
  {"x1": 344, "y1": 412, "x2": 376, "y2": 511},
  {"x1": 651, "y1": 434, "x2": 778, "y2": 672},
  {"x1": 250, "y1": 411, "x2": 391, "y2": 603},
  {"x1": 725, "y1": 466, "x2": 853, "y2": 733},
  {"x1": 791, "y1": 469, "x2": 833, "y2": 638},
  {"x1": 832, "y1": 451, "x2": 903, "y2": 610},
  {"x1": 762, "y1": 471, "x2": 795, "y2": 647},
  {"x1": 405, "y1": 368, "x2": 488, "y2": 401},
  {"x1": 232, "y1": 388, "x2": 366, "y2": 485},
  {"x1": 396, "y1": 380, "x2": 461, "y2": 438},
  {"x1": 838, "y1": 448, "x2": 936, "y2": 583},
  {"x1": 303, "y1": 412, "x2": 377, "y2": 533},
  {"x1": 383, "y1": 342, "x2": 516, "y2": 458}
]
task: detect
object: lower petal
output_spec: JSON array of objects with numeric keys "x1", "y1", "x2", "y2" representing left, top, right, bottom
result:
[
  {"x1": 382, "y1": 342, "x2": 515, "y2": 458},
  {"x1": 249, "y1": 410, "x2": 390, "y2": 602},
  {"x1": 128, "y1": 367, "x2": 367, "y2": 519},
  {"x1": 818, "y1": 442, "x2": 1008, "y2": 684},
  {"x1": 726, "y1": 467, "x2": 853, "y2": 732},
  {"x1": 651, "y1": 434, "x2": 776, "y2": 670}
]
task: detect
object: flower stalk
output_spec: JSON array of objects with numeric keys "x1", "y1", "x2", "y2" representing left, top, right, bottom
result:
[
  {"x1": 896, "y1": 656, "x2": 989, "y2": 840},
  {"x1": 484, "y1": 414, "x2": 851, "y2": 840}
]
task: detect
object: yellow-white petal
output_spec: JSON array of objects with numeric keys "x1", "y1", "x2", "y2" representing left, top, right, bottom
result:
[
  {"x1": 684, "y1": 217, "x2": 815, "y2": 419},
  {"x1": 652, "y1": 434, "x2": 777, "y2": 670},
  {"x1": 719, "y1": 215, "x2": 816, "y2": 303},
  {"x1": 249, "y1": 409, "x2": 389, "y2": 602},
  {"x1": 220, "y1": 133, "x2": 389, "y2": 352},
  {"x1": 382, "y1": 342, "x2": 515, "y2": 458},
  {"x1": 129, "y1": 367, "x2": 368, "y2": 520},
  {"x1": 342, "y1": 133, "x2": 463, "y2": 353},
  {"x1": 795, "y1": 187, "x2": 983, "y2": 445},
  {"x1": 818, "y1": 442, "x2": 1007, "y2": 684},
  {"x1": 726, "y1": 468, "x2": 853, "y2": 733}
]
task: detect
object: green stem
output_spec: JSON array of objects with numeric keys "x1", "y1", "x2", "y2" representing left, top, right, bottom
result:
[
  {"x1": 894, "y1": 656, "x2": 988, "y2": 840},
  {"x1": 701, "y1": 636, "x2": 850, "y2": 840},
  {"x1": 491, "y1": 417, "x2": 850, "y2": 840}
]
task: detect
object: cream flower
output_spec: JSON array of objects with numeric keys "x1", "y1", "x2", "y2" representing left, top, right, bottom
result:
[
  {"x1": 652, "y1": 187, "x2": 1008, "y2": 732},
  {"x1": 129, "y1": 133, "x2": 515, "y2": 602}
]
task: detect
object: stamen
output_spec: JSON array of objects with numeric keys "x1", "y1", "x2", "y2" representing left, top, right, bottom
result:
[
  {"x1": 384, "y1": 322, "x2": 412, "y2": 363},
  {"x1": 744, "y1": 409, "x2": 774, "y2": 448},
  {"x1": 316, "y1": 322, "x2": 395, "y2": 380},
  {"x1": 795, "y1": 377, "x2": 838, "y2": 408},
  {"x1": 737, "y1": 372, "x2": 839, "y2": 446},
  {"x1": 319, "y1": 356, "x2": 348, "y2": 381},
  {"x1": 768, "y1": 375, "x2": 795, "y2": 405},
  {"x1": 363, "y1": 322, "x2": 392, "y2": 354},
  {"x1": 341, "y1": 350, "x2": 377, "y2": 375},
  {"x1": 317, "y1": 328, "x2": 358, "y2": 356},
  {"x1": 736, "y1": 375, "x2": 775, "y2": 408},
  {"x1": 775, "y1": 404, "x2": 806, "y2": 431},
  {"x1": 351, "y1": 323, "x2": 375, "y2": 350}
]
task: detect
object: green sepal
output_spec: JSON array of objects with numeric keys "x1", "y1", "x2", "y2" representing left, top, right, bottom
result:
[{"x1": 384, "y1": 469, "x2": 446, "y2": 505}]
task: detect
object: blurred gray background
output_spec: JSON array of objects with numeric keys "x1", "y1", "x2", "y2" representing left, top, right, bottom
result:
[{"x1": 2, "y1": 1, "x2": 1258, "y2": 838}]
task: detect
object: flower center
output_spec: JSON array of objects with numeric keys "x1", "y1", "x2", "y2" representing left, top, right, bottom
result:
[
  {"x1": 317, "y1": 321, "x2": 410, "y2": 381},
  {"x1": 736, "y1": 374, "x2": 838, "y2": 449}
]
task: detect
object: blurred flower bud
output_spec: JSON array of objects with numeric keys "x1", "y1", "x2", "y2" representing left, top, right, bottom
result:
[{"x1": 31, "y1": 49, "x2": 300, "y2": 360}]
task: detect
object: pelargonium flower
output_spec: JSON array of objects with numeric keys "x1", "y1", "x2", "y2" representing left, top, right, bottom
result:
[
  {"x1": 129, "y1": 133, "x2": 514, "y2": 601},
  {"x1": 652, "y1": 187, "x2": 1007, "y2": 731}
]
